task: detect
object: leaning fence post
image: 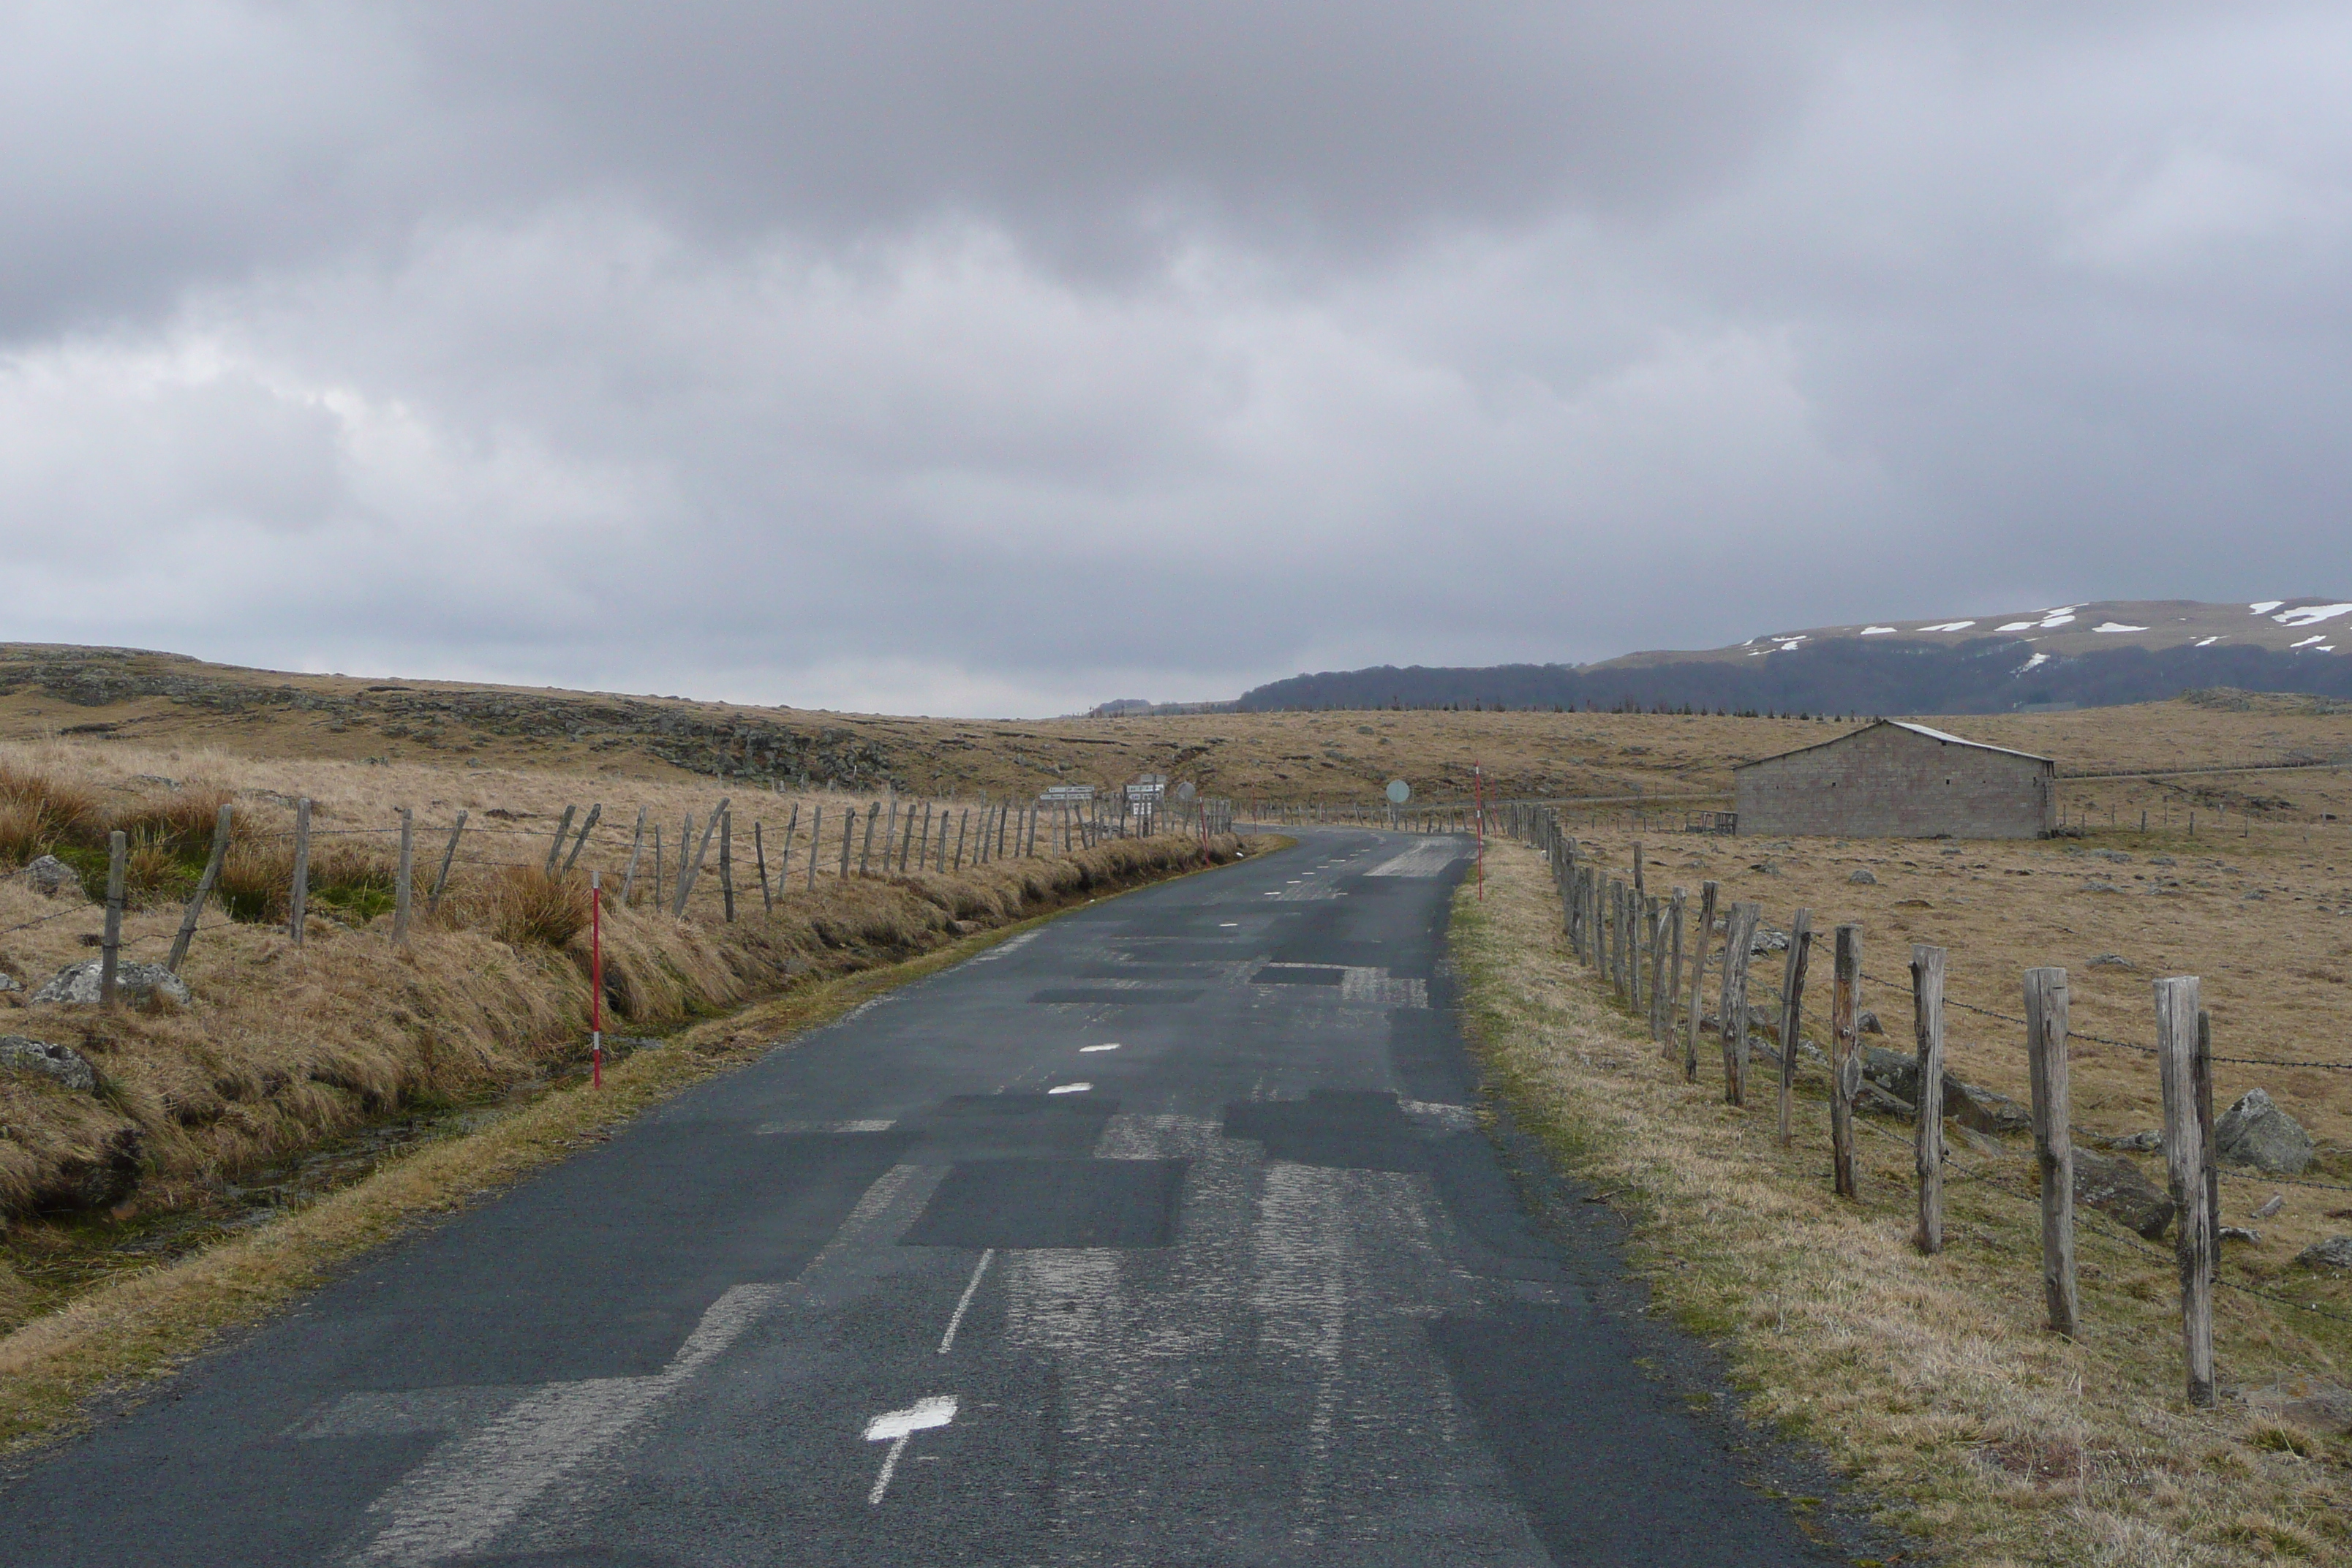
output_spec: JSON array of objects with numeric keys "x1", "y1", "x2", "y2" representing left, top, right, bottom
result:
[
  {"x1": 1830, "y1": 924, "x2": 1861, "y2": 1199},
  {"x1": 562, "y1": 803, "x2": 602, "y2": 875},
  {"x1": 543, "y1": 804, "x2": 578, "y2": 876},
  {"x1": 777, "y1": 803, "x2": 799, "y2": 894},
  {"x1": 2157, "y1": 976, "x2": 2215, "y2": 1406},
  {"x1": 837, "y1": 807, "x2": 855, "y2": 878},
  {"x1": 675, "y1": 799, "x2": 728, "y2": 916},
  {"x1": 753, "y1": 820, "x2": 772, "y2": 913},
  {"x1": 290, "y1": 798, "x2": 312, "y2": 947},
  {"x1": 2025, "y1": 966, "x2": 2077, "y2": 1338},
  {"x1": 1647, "y1": 894, "x2": 1670, "y2": 1041},
  {"x1": 167, "y1": 803, "x2": 235, "y2": 973},
  {"x1": 1912, "y1": 943, "x2": 1947, "y2": 1254},
  {"x1": 807, "y1": 806, "x2": 823, "y2": 891},
  {"x1": 393, "y1": 807, "x2": 414, "y2": 948},
  {"x1": 1720, "y1": 901, "x2": 1761, "y2": 1104},
  {"x1": 99, "y1": 829, "x2": 127, "y2": 1006},
  {"x1": 428, "y1": 810, "x2": 466, "y2": 913},
  {"x1": 859, "y1": 802, "x2": 880, "y2": 876},
  {"x1": 1685, "y1": 881, "x2": 1718, "y2": 1081},
  {"x1": 1777, "y1": 908, "x2": 1814, "y2": 1145}
]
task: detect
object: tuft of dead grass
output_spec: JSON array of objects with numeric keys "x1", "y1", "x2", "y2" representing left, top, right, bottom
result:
[{"x1": 1452, "y1": 837, "x2": 2352, "y2": 1565}]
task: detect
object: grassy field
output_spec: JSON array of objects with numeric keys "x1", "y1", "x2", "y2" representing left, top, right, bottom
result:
[
  {"x1": 8, "y1": 645, "x2": 2346, "y2": 814},
  {"x1": 1454, "y1": 834, "x2": 2352, "y2": 1566}
]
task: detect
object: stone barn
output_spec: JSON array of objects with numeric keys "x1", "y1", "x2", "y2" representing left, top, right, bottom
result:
[{"x1": 1733, "y1": 721, "x2": 2055, "y2": 839}]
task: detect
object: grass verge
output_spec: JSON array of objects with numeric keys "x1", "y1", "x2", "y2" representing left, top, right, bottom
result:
[
  {"x1": 1450, "y1": 837, "x2": 2351, "y2": 1567},
  {"x1": 0, "y1": 843, "x2": 1240, "y2": 1458}
]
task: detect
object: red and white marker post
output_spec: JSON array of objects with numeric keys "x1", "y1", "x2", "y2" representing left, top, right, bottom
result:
[{"x1": 589, "y1": 870, "x2": 604, "y2": 1089}]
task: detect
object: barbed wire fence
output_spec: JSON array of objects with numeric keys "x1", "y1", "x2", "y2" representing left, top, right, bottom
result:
[{"x1": 1477, "y1": 798, "x2": 2352, "y2": 1407}]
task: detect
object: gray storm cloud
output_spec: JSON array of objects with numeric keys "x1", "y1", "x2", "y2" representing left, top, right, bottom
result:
[{"x1": 1, "y1": 2, "x2": 2345, "y2": 715}]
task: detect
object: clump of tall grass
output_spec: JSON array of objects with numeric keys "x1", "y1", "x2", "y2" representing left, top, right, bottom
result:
[
  {"x1": 439, "y1": 866, "x2": 591, "y2": 949},
  {"x1": 0, "y1": 764, "x2": 103, "y2": 859}
]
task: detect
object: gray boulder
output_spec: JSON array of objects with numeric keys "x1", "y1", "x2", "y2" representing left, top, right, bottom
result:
[
  {"x1": 1847, "y1": 868, "x2": 1877, "y2": 885},
  {"x1": 1858, "y1": 1046, "x2": 2028, "y2": 1133},
  {"x1": 1855, "y1": 1009, "x2": 1885, "y2": 1036},
  {"x1": 0, "y1": 972, "x2": 18, "y2": 992},
  {"x1": 2108, "y1": 1130, "x2": 2163, "y2": 1153},
  {"x1": 2073, "y1": 1150, "x2": 2176, "y2": 1240},
  {"x1": 2298, "y1": 1237, "x2": 2352, "y2": 1272},
  {"x1": 1752, "y1": 927, "x2": 1790, "y2": 954},
  {"x1": 20, "y1": 854, "x2": 79, "y2": 897},
  {"x1": 0, "y1": 1035, "x2": 97, "y2": 1092},
  {"x1": 2214, "y1": 1089, "x2": 2315, "y2": 1175},
  {"x1": 29, "y1": 960, "x2": 193, "y2": 1009}
]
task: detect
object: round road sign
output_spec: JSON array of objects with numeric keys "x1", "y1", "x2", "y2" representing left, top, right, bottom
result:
[
  {"x1": 1385, "y1": 779, "x2": 1411, "y2": 805},
  {"x1": 1174, "y1": 780, "x2": 1197, "y2": 803}
]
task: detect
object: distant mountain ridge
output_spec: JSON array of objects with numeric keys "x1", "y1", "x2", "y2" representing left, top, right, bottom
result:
[{"x1": 1232, "y1": 599, "x2": 2352, "y2": 715}]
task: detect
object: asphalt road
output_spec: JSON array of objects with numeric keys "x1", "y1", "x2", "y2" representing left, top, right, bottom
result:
[{"x1": 0, "y1": 830, "x2": 1839, "y2": 1567}]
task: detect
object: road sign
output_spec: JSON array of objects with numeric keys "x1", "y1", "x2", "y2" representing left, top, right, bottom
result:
[
  {"x1": 1040, "y1": 784, "x2": 1095, "y2": 803},
  {"x1": 1174, "y1": 781, "x2": 1197, "y2": 804},
  {"x1": 1385, "y1": 779, "x2": 1411, "y2": 805}
]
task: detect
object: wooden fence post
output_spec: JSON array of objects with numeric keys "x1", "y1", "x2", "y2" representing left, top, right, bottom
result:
[
  {"x1": 860, "y1": 802, "x2": 881, "y2": 877},
  {"x1": 676, "y1": 800, "x2": 728, "y2": 916},
  {"x1": 393, "y1": 807, "x2": 414, "y2": 948},
  {"x1": 562, "y1": 804, "x2": 602, "y2": 875},
  {"x1": 754, "y1": 821, "x2": 772, "y2": 913},
  {"x1": 543, "y1": 804, "x2": 578, "y2": 876},
  {"x1": 1662, "y1": 888, "x2": 1686, "y2": 1061},
  {"x1": 2195, "y1": 1009, "x2": 2220, "y2": 1268},
  {"x1": 99, "y1": 830, "x2": 126, "y2": 1006},
  {"x1": 1685, "y1": 881, "x2": 1718, "y2": 1082},
  {"x1": 1647, "y1": 894, "x2": 1670, "y2": 1041},
  {"x1": 838, "y1": 807, "x2": 855, "y2": 879},
  {"x1": 2157, "y1": 976, "x2": 2215, "y2": 1406},
  {"x1": 1912, "y1": 943, "x2": 1947, "y2": 1254},
  {"x1": 1777, "y1": 909, "x2": 1814, "y2": 1145},
  {"x1": 720, "y1": 807, "x2": 736, "y2": 922},
  {"x1": 955, "y1": 809, "x2": 970, "y2": 871},
  {"x1": 653, "y1": 824, "x2": 666, "y2": 908},
  {"x1": 777, "y1": 803, "x2": 799, "y2": 894},
  {"x1": 1720, "y1": 901, "x2": 1762, "y2": 1104},
  {"x1": 1830, "y1": 924, "x2": 1861, "y2": 1199},
  {"x1": 290, "y1": 798, "x2": 312, "y2": 948},
  {"x1": 2025, "y1": 966, "x2": 2077, "y2": 1338},
  {"x1": 429, "y1": 810, "x2": 467, "y2": 913},
  {"x1": 883, "y1": 796, "x2": 900, "y2": 872},
  {"x1": 807, "y1": 806, "x2": 823, "y2": 891},
  {"x1": 167, "y1": 803, "x2": 235, "y2": 973},
  {"x1": 619, "y1": 804, "x2": 648, "y2": 904}
]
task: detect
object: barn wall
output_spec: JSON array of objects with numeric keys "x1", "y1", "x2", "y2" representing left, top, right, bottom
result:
[{"x1": 1734, "y1": 726, "x2": 2054, "y2": 839}]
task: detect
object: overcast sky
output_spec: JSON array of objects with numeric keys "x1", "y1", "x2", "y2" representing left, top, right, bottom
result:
[{"x1": 4, "y1": 4, "x2": 2346, "y2": 715}]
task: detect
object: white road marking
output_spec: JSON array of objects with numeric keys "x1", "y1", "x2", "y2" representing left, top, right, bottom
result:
[
  {"x1": 1365, "y1": 840, "x2": 1465, "y2": 878},
  {"x1": 1079, "y1": 1042, "x2": 1120, "y2": 1053},
  {"x1": 1401, "y1": 1100, "x2": 1477, "y2": 1131},
  {"x1": 937, "y1": 1250, "x2": 996, "y2": 1354},
  {"x1": 969, "y1": 930, "x2": 1041, "y2": 963},
  {"x1": 753, "y1": 1118, "x2": 896, "y2": 1136},
  {"x1": 864, "y1": 1395, "x2": 959, "y2": 1504},
  {"x1": 1218, "y1": 922, "x2": 1239, "y2": 927},
  {"x1": 329, "y1": 1164, "x2": 934, "y2": 1565},
  {"x1": 1047, "y1": 1082, "x2": 1093, "y2": 1095}
]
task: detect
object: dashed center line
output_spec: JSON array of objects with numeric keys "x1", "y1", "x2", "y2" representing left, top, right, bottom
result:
[
  {"x1": 864, "y1": 1395, "x2": 958, "y2": 1504},
  {"x1": 936, "y1": 1249, "x2": 995, "y2": 1354},
  {"x1": 1047, "y1": 1082, "x2": 1093, "y2": 1095},
  {"x1": 1079, "y1": 1043, "x2": 1120, "y2": 1053}
]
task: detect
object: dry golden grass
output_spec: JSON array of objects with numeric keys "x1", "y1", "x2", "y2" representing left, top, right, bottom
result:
[{"x1": 1454, "y1": 837, "x2": 2352, "y2": 1566}]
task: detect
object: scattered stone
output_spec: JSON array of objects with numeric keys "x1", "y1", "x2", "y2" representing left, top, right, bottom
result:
[
  {"x1": 2149, "y1": 854, "x2": 2176, "y2": 866},
  {"x1": 2220, "y1": 1226, "x2": 2261, "y2": 1244},
  {"x1": 2253, "y1": 1194, "x2": 2285, "y2": 1221},
  {"x1": 2073, "y1": 1150, "x2": 2176, "y2": 1240},
  {"x1": 1953, "y1": 1124, "x2": 2005, "y2": 1158},
  {"x1": 2242, "y1": 1381, "x2": 2352, "y2": 1436},
  {"x1": 2214, "y1": 1088, "x2": 2315, "y2": 1175},
  {"x1": 1748, "y1": 860, "x2": 1781, "y2": 876},
  {"x1": 20, "y1": 854, "x2": 80, "y2": 897},
  {"x1": 2108, "y1": 1129, "x2": 2164, "y2": 1153},
  {"x1": 0, "y1": 972, "x2": 18, "y2": 992},
  {"x1": 1847, "y1": 868, "x2": 1877, "y2": 885},
  {"x1": 2297, "y1": 1237, "x2": 2352, "y2": 1272},
  {"x1": 1854, "y1": 1082, "x2": 1914, "y2": 1119},
  {"x1": 1856, "y1": 1046, "x2": 2027, "y2": 1132},
  {"x1": 2081, "y1": 880, "x2": 2126, "y2": 894},
  {"x1": 2092, "y1": 849, "x2": 2131, "y2": 863},
  {"x1": 0, "y1": 1035, "x2": 97, "y2": 1092},
  {"x1": 1752, "y1": 927, "x2": 1790, "y2": 954},
  {"x1": 1855, "y1": 1009, "x2": 1885, "y2": 1036},
  {"x1": 28, "y1": 960, "x2": 194, "y2": 1009},
  {"x1": 2087, "y1": 953, "x2": 2133, "y2": 969}
]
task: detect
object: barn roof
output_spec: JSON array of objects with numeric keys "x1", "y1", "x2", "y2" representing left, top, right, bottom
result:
[{"x1": 1733, "y1": 719, "x2": 2054, "y2": 771}]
